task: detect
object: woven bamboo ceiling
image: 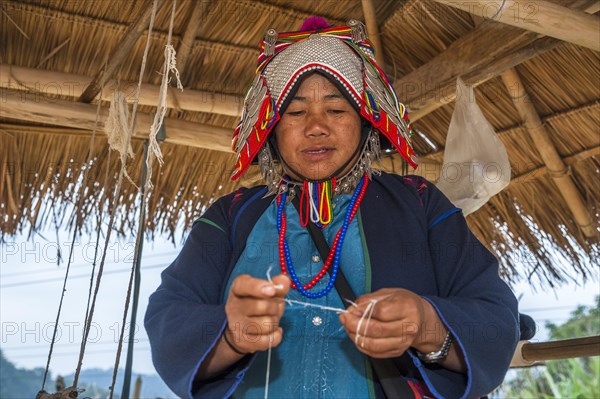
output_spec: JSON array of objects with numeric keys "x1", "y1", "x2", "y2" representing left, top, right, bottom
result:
[{"x1": 0, "y1": 0, "x2": 598, "y2": 285}]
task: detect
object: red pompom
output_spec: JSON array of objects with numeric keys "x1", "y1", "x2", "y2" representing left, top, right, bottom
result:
[{"x1": 299, "y1": 16, "x2": 330, "y2": 31}]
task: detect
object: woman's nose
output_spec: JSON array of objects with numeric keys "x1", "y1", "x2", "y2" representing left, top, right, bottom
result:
[{"x1": 304, "y1": 110, "x2": 329, "y2": 137}]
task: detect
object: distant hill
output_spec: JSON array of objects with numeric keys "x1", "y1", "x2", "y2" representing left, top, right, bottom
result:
[
  {"x1": 0, "y1": 349, "x2": 46, "y2": 399},
  {"x1": 0, "y1": 349, "x2": 175, "y2": 399}
]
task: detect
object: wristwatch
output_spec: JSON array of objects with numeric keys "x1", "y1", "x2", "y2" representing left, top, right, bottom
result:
[{"x1": 415, "y1": 331, "x2": 452, "y2": 363}]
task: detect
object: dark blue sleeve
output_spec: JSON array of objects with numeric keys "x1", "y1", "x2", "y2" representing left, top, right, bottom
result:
[
  {"x1": 144, "y1": 192, "x2": 254, "y2": 399},
  {"x1": 407, "y1": 178, "x2": 520, "y2": 399}
]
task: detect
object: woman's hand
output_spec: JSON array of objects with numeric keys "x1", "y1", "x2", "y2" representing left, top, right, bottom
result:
[
  {"x1": 224, "y1": 273, "x2": 291, "y2": 354},
  {"x1": 338, "y1": 288, "x2": 466, "y2": 373},
  {"x1": 197, "y1": 274, "x2": 290, "y2": 381}
]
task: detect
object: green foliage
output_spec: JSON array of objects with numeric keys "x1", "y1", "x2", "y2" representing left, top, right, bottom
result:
[
  {"x1": 546, "y1": 296, "x2": 600, "y2": 340},
  {"x1": 495, "y1": 296, "x2": 600, "y2": 398}
]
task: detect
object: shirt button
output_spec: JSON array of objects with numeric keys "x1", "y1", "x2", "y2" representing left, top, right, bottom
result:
[
  {"x1": 312, "y1": 316, "x2": 323, "y2": 326},
  {"x1": 311, "y1": 255, "x2": 320, "y2": 263}
]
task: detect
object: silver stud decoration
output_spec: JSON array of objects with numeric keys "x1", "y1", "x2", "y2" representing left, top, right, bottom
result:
[
  {"x1": 347, "y1": 19, "x2": 367, "y2": 43},
  {"x1": 264, "y1": 28, "x2": 278, "y2": 56}
]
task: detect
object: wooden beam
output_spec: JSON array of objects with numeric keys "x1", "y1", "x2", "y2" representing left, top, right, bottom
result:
[
  {"x1": 510, "y1": 145, "x2": 600, "y2": 186},
  {"x1": 78, "y1": 0, "x2": 166, "y2": 103},
  {"x1": 1, "y1": 64, "x2": 244, "y2": 116},
  {"x1": 0, "y1": 90, "x2": 232, "y2": 153},
  {"x1": 408, "y1": 35, "x2": 561, "y2": 121},
  {"x1": 177, "y1": 0, "x2": 205, "y2": 81},
  {"x1": 394, "y1": 20, "x2": 539, "y2": 115},
  {"x1": 361, "y1": 0, "x2": 386, "y2": 69},
  {"x1": 501, "y1": 68, "x2": 596, "y2": 238},
  {"x1": 433, "y1": 0, "x2": 600, "y2": 51},
  {"x1": 395, "y1": 2, "x2": 597, "y2": 121}
]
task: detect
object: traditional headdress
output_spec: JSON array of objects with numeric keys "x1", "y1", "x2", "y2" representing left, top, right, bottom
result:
[{"x1": 231, "y1": 17, "x2": 418, "y2": 188}]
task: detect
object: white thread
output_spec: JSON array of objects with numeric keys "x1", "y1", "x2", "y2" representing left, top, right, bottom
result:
[
  {"x1": 355, "y1": 299, "x2": 378, "y2": 347},
  {"x1": 345, "y1": 299, "x2": 359, "y2": 307},
  {"x1": 284, "y1": 298, "x2": 347, "y2": 314},
  {"x1": 265, "y1": 266, "x2": 284, "y2": 290},
  {"x1": 264, "y1": 334, "x2": 273, "y2": 399},
  {"x1": 261, "y1": 268, "x2": 348, "y2": 399}
]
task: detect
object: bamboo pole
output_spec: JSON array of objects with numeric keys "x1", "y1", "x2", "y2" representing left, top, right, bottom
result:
[
  {"x1": 501, "y1": 68, "x2": 596, "y2": 238},
  {"x1": 79, "y1": 0, "x2": 166, "y2": 103},
  {"x1": 0, "y1": 90, "x2": 233, "y2": 152},
  {"x1": 432, "y1": 0, "x2": 600, "y2": 51},
  {"x1": 360, "y1": 0, "x2": 386, "y2": 69},
  {"x1": 0, "y1": 64, "x2": 244, "y2": 116},
  {"x1": 511, "y1": 336, "x2": 600, "y2": 367}
]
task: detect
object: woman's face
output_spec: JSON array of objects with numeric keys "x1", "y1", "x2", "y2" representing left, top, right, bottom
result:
[{"x1": 275, "y1": 73, "x2": 362, "y2": 181}]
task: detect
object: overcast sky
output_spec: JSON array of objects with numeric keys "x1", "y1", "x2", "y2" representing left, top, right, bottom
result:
[{"x1": 1, "y1": 228, "x2": 598, "y2": 378}]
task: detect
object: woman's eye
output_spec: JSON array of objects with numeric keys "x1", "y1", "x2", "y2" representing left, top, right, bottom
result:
[
  {"x1": 286, "y1": 110, "x2": 305, "y2": 116},
  {"x1": 328, "y1": 109, "x2": 345, "y2": 114}
]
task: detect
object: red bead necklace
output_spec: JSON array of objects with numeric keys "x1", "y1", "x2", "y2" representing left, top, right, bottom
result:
[{"x1": 277, "y1": 175, "x2": 369, "y2": 291}]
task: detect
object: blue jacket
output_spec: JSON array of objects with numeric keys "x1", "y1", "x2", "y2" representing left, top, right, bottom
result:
[{"x1": 144, "y1": 173, "x2": 520, "y2": 398}]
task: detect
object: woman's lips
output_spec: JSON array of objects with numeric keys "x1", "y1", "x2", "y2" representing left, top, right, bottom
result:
[{"x1": 301, "y1": 147, "x2": 334, "y2": 159}]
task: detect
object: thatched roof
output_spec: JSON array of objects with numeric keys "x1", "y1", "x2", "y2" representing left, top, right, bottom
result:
[{"x1": 1, "y1": 0, "x2": 598, "y2": 285}]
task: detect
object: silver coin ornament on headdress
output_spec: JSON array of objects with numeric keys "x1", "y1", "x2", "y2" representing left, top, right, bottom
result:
[{"x1": 230, "y1": 19, "x2": 418, "y2": 189}]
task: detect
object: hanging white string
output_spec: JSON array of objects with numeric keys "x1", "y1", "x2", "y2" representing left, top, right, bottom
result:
[
  {"x1": 265, "y1": 266, "x2": 352, "y2": 399},
  {"x1": 264, "y1": 333, "x2": 274, "y2": 399},
  {"x1": 145, "y1": 0, "x2": 183, "y2": 191}
]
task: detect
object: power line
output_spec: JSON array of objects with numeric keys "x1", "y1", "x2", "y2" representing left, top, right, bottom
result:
[
  {"x1": 0, "y1": 263, "x2": 168, "y2": 289},
  {"x1": 1, "y1": 251, "x2": 179, "y2": 278},
  {"x1": 2, "y1": 339, "x2": 150, "y2": 352},
  {"x1": 3, "y1": 347, "x2": 151, "y2": 359}
]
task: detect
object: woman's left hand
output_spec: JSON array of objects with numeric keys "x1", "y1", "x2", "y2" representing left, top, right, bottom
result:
[{"x1": 338, "y1": 288, "x2": 447, "y2": 359}]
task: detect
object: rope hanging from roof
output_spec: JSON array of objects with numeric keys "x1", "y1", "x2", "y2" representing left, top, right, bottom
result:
[{"x1": 36, "y1": 0, "x2": 182, "y2": 398}]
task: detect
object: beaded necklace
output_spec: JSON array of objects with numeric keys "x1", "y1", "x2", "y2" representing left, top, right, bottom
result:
[{"x1": 276, "y1": 173, "x2": 369, "y2": 298}]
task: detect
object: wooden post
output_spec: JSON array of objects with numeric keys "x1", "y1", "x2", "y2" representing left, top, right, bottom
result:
[
  {"x1": 79, "y1": 0, "x2": 166, "y2": 103},
  {"x1": 501, "y1": 68, "x2": 596, "y2": 238},
  {"x1": 132, "y1": 376, "x2": 142, "y2": 399},
  {"x1": 432, "y1": 0, "x2": 600, "y2": 51},
  {"x1": 360, "y1": 0, "x2": 386, "y2": 69}
]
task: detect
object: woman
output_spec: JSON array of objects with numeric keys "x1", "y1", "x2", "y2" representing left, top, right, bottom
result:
[{"x1": 145, "y1": 18, "x2": 519, "y2": 399}]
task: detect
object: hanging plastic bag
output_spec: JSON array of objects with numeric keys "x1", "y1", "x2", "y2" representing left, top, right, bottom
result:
[{"x1": 436, "y1": 78, "x2": 511, "y2": 215}]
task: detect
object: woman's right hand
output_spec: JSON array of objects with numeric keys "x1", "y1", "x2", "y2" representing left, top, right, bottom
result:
[{"x1": 224, "y1": 274, "x2": 291, "y2": 354}]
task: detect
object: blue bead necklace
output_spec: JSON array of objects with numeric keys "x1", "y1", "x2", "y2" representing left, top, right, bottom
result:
[{"x1": 276, "y1": 174, "x2": 368, "y2": 298}]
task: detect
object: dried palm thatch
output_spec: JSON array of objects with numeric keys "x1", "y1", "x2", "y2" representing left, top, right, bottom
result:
[{"x1": 0, "y1": 0, "x2": 598, "y2": 286}]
